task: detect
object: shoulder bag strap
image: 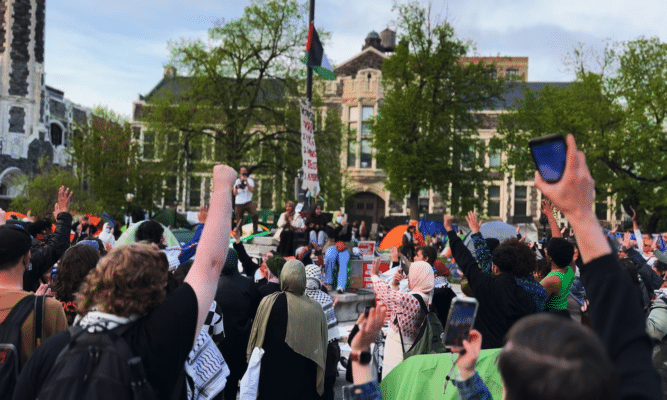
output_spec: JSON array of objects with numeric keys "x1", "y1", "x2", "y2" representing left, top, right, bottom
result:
[
  {"x1": 0, "y1": 295, "x2": 36, "y2": 328},
  {"x1": 394, "y1": 313, "x2": 406, "y2": 355},
  {"x1": 412, "y1": 293, "x2": 429, "y2": 314},
  {"x1": 34, "y1": 295, "x2": 45, "y2": 348}
]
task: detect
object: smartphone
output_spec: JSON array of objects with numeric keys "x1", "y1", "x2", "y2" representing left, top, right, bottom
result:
[
  {"x1": 529, "y1": 133, "x2": 567, "y2": 183},
  {"x1": 442, "y1": 297, "x2": 479, "y2": 350}
]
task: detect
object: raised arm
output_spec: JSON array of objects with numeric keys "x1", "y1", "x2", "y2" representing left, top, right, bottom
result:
[
  {"x1": 534, "y1": 134, "x2": 660, "y2": 399},
  {"x1": 466, "y1": 211, "x2": 493, "y2": 274},
  {"x1": 185, "y1": 165, "x2": 236, "y2": 337},
  {"x1": 541, "y1": 199, "x2": 561, "y2": 238}
]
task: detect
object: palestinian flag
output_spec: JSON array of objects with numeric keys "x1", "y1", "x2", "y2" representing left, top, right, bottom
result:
[{"x1": 304, "y1": 22, "x2": 336, "y2": 81}]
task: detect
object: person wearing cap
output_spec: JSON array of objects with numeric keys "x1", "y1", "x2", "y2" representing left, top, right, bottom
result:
[{"x1": 0, "y1": 224, "x2": 68, "y2": 368}]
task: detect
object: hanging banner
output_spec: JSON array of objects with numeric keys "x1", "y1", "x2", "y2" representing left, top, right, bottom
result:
[{"x1": 300, "y1": 100, "x2": 320, "y2": 197}]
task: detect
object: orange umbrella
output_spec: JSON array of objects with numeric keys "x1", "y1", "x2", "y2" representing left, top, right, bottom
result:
[{"x1": 6, "y1": 211, "x2": 26, "y2": 220}]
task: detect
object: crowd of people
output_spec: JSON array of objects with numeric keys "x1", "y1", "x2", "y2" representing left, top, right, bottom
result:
[{"x1": 0, "y1": 134, "x2": 665, "y2": 400}]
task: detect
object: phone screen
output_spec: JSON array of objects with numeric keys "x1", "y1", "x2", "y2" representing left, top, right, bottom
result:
[
  {"x1": 530, "y1": 138, "x2": 567, "y2": 183},
  {"x1": 443, "y1": 299, "x2": 478, "y2": 349}
]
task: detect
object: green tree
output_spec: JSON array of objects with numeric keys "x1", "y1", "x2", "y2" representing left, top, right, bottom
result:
[
  {"x1": 11, "y1": 165, "x2": 100, "y2": 219},
  {"x1": 495, "y1": 37, "x2": 667, "y2": 231},
  {"x1": 371, "y1": 2, "x2": 506, "y2": 219},
  {"x1": 70, "y1": 106, "x2": 162, "y2": 217},
  {"x1": 141, "y1": 0, "x2": 344, "y2": 209}
]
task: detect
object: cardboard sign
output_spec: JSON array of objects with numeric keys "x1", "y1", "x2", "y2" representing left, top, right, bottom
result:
[{"x1": 357, "y1": 241, "x2": 376, "y2": 259}]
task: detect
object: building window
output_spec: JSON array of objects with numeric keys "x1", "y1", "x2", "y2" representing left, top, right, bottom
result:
[
  {"x1": 356, "y1": 202, "x2": 364, "y2": 210},
  {"x1": 418, "y1": 197, "x2": 429, "y2": 214},
  {"x1": 389, "y1": 194, "x2": 404, "y2": 214},
  {"x1": 506, "y1": 68, "x2": 518, "y2": 77},
  {"x1": 260, "y1": 180, "x2": 273, "y2": 209},
  {"x1": 360, "y1": 139, "x2": 372, "y2": 168},
  {"x1": 361, "y1": 106, "x2": 373, "y2": 137},
  {"x1": 132, "y1": 126, "x2": 141, "y2": 141},
  {"x1": 366, "y1": 203, "x2": 374, "y2": 210},
  {"x1": 514, "y1": 185, "x2": 527, "y2": 216},
  {"x1": 349, "y1": 106, "x2": 358, "y2": 122},
  {"x1": 595, "y1": 202, "x2": 608, "y2": 221},
  {"x1": 50, "y1": 123, "x2": 62, "y2": 146},
  {"x1": 488, "y1": 186, "x2": 500, "y2": 217},
  {"x1": 488, "y1": 153, "x2": 501, "y2": 168},
  {"x1": 143, "y1": 132, "x2": 154, "y2": 159},
  {"x1": 164, "y1": 176, "x2": 178, "y2": 205},
  {"x1": 347, "y1": 139, "x2": 357, "y2": 167},
  {"x1": 189, "y1": 177, "x2": 201, "y2": 208}
]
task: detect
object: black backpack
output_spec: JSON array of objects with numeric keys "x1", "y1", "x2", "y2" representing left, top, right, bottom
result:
[
  {"x1": 37, "y1": 323, "x2": 156, "y2": 400},
  {"x1": 0, "y1": 294, "x2": 44, "y2": 397}
]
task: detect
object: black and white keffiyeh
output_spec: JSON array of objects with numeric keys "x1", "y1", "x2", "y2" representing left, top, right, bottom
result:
[{"x1": 304, "y1": 264, "x2": 340, "y2": 341}]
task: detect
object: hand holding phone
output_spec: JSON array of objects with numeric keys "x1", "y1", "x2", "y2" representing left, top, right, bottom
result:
[
  {"x1": 443, "y1": 297, "x2": 479, "y2": 350},
  {"x1": 529, "y1": 133, "x2": 567, "y2": 183}
]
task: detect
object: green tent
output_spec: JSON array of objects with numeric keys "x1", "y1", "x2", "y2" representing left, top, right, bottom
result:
[{"x1": 380, "y1": 349, "x2": 503, "y2": 399}]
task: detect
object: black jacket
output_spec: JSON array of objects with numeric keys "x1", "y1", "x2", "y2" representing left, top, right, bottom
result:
[
  {"x1": 581, "y1": 254, "x2": 661, "y2": 399},
  {"x1": 215, "y1": 270, "x2": 261, "y2": 372},
  {"x1": 234, "y1": 241, "x2": 259, "y2": 278},
  {"x1": 447, "y1": 230, "x2": 536, "y2": 349},
  {"x1": 23, "y1": 212, "x2": 72, "y2": 292}
]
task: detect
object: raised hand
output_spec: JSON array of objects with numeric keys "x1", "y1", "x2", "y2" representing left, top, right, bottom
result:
[
  {"x1": 443, "y1": 215, "x2": 455, "y2": 232},
  {"x1": 350, "y1": 305, "x2": 388, "y2": 352},
  {"x1": 371, "y1": 257, "x2": 382, "y2": 276},
  {"x1": 541, "y1": 199, "x2": 554, "y2": 217},
  {"x1": 53, "y1": 186, "x2": 73, "y2": 219},
  {"x1": 198, "y1": 205, "x2": 208, "y2": 224},
  {"x1": 620, "y1": 231, "x2": 632, "y2": 251},
  {"x1": 454, "y1": 329, "x2": 483, "y2": 380},
  {"x1": 390, "y1": 246, "x2": 399, "y2": 262},
  {"x1": 466, "y1": 211, "x2": 482, "y2": 234}
]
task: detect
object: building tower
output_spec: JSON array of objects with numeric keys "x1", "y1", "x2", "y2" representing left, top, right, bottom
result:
[{"x1": 0, "y1": 0, "x2": 50, "y2": 204}]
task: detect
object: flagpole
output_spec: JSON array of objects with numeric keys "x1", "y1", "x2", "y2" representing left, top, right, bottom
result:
[{"x1": 306, "y1": 0, "x2": 315, "y2": 104}]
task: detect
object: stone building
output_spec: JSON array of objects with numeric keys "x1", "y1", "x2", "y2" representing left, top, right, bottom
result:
[
  {"x1": 322, "y1": 31, "x2": 620, "y2": 229},
  {"x1": 0, "y1": 0, "x2": 92, "y2": 208}
]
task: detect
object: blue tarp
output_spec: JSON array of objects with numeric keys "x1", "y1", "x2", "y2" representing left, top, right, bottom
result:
[{"x1": 418, "y1": 219, "x2": 446, "y2": 237}]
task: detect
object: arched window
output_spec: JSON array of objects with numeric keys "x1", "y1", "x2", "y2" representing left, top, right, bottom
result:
[{"x1": 51, "y1": 123, "x2": 63, "y2": 146}]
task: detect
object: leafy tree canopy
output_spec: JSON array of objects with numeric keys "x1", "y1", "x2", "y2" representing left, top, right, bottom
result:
[
  {"x1": 495, "y1": 37, "x2": 667, "y2": 231},
  {"x1": 141, "y1": 0, "x2": 344, "y2": 209},
  {"x1": 372, "y1": 2, "x2": 506, "y2": 219}
]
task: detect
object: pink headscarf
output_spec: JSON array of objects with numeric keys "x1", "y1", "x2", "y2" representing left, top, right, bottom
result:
[{"x1": 408, "y1": 261, "x2": 435, "y2": 296}]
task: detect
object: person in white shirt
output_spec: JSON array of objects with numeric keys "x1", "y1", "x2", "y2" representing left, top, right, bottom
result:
[{"x1": 233, "y1": 166, "x2": 259, "y2": 234}]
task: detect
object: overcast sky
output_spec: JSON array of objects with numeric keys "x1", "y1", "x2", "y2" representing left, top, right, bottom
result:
[{"x1": 45, "y1": 0, "x2": 666, "y2": 117}]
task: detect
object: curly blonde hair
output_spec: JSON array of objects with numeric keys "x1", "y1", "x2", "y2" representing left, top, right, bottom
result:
[{"x1": 76, "y1": 243, "x2": 169, "y2": 317}]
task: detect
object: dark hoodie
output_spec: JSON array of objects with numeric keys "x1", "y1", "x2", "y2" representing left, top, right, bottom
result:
[{"x1": 447, "y1": 230, "x2": 537, "y2": 349}]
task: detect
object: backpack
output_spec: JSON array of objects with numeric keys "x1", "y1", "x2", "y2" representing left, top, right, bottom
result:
[
  {"x1": 397, "y1": 294, "x2": 446, "y2": 359},
  {"x1": 37, "y1": 323, "x2": 156, "y2": 400},
  {"x1": 0, "y1": 294, "x2": 44, "y2": 397}
]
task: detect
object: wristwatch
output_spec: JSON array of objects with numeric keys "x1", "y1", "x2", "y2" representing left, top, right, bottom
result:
[{"x1": 349, "y1": 349, "x2": 372, "y2": 365}]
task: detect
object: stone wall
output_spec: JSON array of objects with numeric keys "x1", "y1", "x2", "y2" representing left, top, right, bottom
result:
[
  {"x1": 8, "y1": 106, "x2": 25, "y2": 133},
  {"x1": 9, "y1": 0, "x2": 32, "y2": 96},
  {"x1": 0, "y1": 1, "x2": 7, "y2": 53},
  {"x1": 35, "y1": 0, "x2": 45, "y2": 63}
]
